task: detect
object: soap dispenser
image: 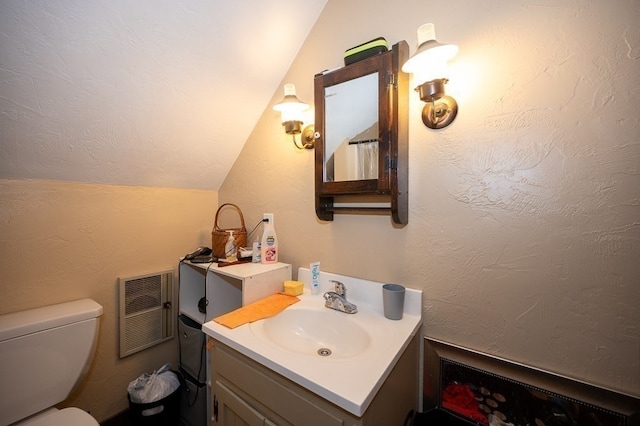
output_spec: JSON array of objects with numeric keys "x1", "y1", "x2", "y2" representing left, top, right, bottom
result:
[{"x1": 225, "y1": 231, "x2": 237, "y2": 262}]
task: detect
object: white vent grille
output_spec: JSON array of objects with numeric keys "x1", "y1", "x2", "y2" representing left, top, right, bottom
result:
[{"x1": 119, "y1": 270, "x2": 174, "y2": 358}]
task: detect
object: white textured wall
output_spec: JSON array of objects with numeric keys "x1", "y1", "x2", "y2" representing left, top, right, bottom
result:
[
  {"x1": 220, "y1": 0, "x2": 640, "y2": 397},
  {"x1": 0, "y1": 179, "x2": 217, "y2": 421},
  {"x1": 0, "y1": 0, "x2": 326, "y2": 190}
]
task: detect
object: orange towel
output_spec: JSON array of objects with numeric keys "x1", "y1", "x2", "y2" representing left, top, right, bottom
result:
[{"x1": 213, "y1": 293, "x2": 300, "y2": 329}]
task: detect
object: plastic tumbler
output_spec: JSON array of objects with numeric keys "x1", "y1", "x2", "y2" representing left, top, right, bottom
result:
[{"x1": 382, "y1": 284, "x2": 405, "y2": 320}]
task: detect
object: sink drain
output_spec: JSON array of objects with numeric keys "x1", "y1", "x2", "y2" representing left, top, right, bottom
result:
[{"x1": 317, "y1": 348, "x2": 332, "y2": 357}]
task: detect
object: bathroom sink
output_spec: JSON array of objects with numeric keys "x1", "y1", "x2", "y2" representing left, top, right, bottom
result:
[
  {"x1": 203, "y1": 267, "x2": 423, "y2": 416},
  {"x1": 250, "y1": 306, "x2": 371, "y2": 358}
]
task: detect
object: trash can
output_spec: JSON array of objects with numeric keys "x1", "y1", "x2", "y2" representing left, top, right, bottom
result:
[{"x1": 127, "y1": 364, "x2": 181, "y2": 426}]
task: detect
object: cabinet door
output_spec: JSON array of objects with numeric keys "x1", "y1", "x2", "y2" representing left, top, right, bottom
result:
[
  {"x1": 314, "y1": 41, "x2": 409, "y2": 224},
  {"x1": 215, "y1": 380, "x2": 275, "y2": 426}
]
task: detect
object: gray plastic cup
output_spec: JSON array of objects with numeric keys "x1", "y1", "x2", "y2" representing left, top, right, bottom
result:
[{"x1": 382, "y1": 284, "x2": 405, "y2": 320}]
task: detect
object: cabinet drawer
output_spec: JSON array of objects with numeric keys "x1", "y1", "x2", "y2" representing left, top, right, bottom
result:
[
  {"x1": 178, "y1": 314, "x2": 206, "y2": 382},
  {"x1": 180, "y1": 373, "x2": 207, "y2": 426},
  {"x1": 214, "y1": 344, "x2": 344, "y2": 426}
]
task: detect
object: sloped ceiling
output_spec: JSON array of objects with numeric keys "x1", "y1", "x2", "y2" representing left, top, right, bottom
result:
[{"x1": 0, "y1": 0, "x2": 327, "y2": 190}]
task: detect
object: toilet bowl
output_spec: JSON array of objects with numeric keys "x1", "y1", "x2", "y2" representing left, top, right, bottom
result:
[
  {"x1": 17, "y1": 408, "x2": 98, "y2": 426},
  {"x1": 0, "y1": 299, "x2": 103, "y2": 426}
]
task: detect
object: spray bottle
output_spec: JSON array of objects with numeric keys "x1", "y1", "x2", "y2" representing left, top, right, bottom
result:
[{"x1": 260, "y1": 213, "x2": 278, "y2": 264}]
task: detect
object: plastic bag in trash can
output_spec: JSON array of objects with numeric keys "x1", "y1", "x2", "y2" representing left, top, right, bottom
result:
[{"x1": 127, "y1": 363, "x2": 180, "y2": 415}]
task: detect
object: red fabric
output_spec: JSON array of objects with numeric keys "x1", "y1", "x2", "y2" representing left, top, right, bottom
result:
[{"x1": 442, "y1": 383, "x2": 488, "y2": 425}]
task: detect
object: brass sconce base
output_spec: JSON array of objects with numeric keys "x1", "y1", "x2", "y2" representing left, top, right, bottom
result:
[
  {"x1": 287, "y1": 124, "x2": 314, "y2": 150},
  {"x1": 283, "y1": 121, "x2": 314, "y2": 149},
  {"x1": 283, "y1": 120, "x2": 303, "y2": 135},
  {"x1": 416, "y1": 78, "x2": 458, "y2": 129},
  {"x1": 417, "y1": 78, "x2": 447, "y2": 102},
  {"x1": 301, "y1": 125, "x2": 315, "y2": 149},
  {"x1": 421, "y1": 95, "x2": 458, "y2": 129}
]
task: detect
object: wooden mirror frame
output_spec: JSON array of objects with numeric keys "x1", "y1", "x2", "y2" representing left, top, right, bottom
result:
[{"x1": 314, "y1": 41, "x2": 408, "y2": 225}]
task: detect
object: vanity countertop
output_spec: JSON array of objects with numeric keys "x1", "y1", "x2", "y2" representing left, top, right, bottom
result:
[{"x1": 202, "y1": 268, "x2": 422, "y2": 416}]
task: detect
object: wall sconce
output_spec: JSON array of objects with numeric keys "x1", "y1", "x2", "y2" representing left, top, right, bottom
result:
[
  {"x1": 402, "y1": 23, "x2": 459, "y2": 129},
  {"x1": 273, "y1": 83, "x2": 315, "y2": 149}
]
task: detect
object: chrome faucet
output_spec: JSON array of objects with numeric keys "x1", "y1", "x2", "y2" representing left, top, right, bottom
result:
[{"x1": 323, "y1": 280, "x2": 358, "y2": 314}]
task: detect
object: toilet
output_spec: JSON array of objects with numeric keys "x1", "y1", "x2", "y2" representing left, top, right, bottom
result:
[{"x1": 0, "y1": 299, "x2": 103, "y2": 426}]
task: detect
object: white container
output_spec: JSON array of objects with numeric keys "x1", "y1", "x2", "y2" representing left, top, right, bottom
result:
[
  {"x1": 260, "y1": 213, "x2": 278, "y2": 264},
  {"x1": 252, "y1": 240, "x2": 261, "y2": 263},
  {"x1": 310, "y1": 261, "x2": 320, "y2": 295},
  {"x1": 225, "y1": 231, "x2": 237, "y2": 262}
]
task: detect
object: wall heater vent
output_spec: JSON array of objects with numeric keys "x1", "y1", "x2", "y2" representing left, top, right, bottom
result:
[{"x1": 118, "y1": 270, "x2": 174, "y2": 358}]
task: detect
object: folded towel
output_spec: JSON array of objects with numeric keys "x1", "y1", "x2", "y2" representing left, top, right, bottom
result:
[{"x1": 214, "y1": 293, "x2": 300, "y2": 329}]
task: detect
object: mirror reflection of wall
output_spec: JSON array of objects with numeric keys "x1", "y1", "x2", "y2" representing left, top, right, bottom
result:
[{"x1": 324, "y1": 72, "x2": 379, "y2": 182}]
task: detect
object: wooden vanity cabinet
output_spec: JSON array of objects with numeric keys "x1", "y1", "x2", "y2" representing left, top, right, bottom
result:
[{"x1": 210, "y1": 334, "x2": 419, "y2": 426}]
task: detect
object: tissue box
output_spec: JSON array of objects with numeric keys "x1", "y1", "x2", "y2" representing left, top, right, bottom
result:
[{"x1": 283, "y1": 280, "x2": 304, "y2": 296}]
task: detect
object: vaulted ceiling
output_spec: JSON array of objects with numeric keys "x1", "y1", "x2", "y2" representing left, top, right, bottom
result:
[{"x1": 0, "y1": 1, "x2": 327, "y2": 190}]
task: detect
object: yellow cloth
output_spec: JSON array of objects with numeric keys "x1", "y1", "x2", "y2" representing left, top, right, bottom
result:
[{"x1": 213, "y1": 293, "x2": 300, "y2": 329}]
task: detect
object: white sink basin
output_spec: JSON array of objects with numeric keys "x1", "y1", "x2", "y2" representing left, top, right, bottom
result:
[
  {"x1": 250, "y1": 306, "x2": 371, "y2": 358},
  {"x1": 202, "y1": 267, "x2": 422, "y2": 417}
]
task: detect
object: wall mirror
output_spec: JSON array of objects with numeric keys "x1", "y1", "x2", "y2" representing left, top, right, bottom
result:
[
  {"x1": 314, "y1": 41, "x2": 408, "y2": 225},
  {"x1": 324, "y1": 72, "x2": 379, "y2": 182}
]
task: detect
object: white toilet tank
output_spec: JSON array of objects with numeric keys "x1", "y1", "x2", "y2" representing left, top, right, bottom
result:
[{"x1": 0, "y1": 299, "x2": 103, "y2": 426}]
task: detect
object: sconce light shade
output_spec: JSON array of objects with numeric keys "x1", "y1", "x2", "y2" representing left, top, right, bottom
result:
[
  {"x1": 402, "y1": 23, "x2": 459, "y2": 129},
  {"x1": 401, "y1": 24, "x2": 458, "y2": 77},
  {"x1": 273, "y1": 83, "x2": 314, "y2": 149}
]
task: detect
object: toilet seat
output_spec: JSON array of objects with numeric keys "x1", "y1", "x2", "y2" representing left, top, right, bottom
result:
[{"x1": 18, "y1": 407, "x2": 99, "y2": 426}]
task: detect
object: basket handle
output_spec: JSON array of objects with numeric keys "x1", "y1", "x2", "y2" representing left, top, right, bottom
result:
[{"x1": 213, "y1": 203, "x2": 246, "y2": 232}]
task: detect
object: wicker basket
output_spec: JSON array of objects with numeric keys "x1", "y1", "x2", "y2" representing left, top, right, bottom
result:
[{"x1": 211, "y1": 203, "x2": 247, "y2": 259}]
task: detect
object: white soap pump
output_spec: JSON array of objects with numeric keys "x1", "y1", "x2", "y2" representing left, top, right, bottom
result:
[{"x1": 225, "y1": 231, "x2": 237, "y2": 262}]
